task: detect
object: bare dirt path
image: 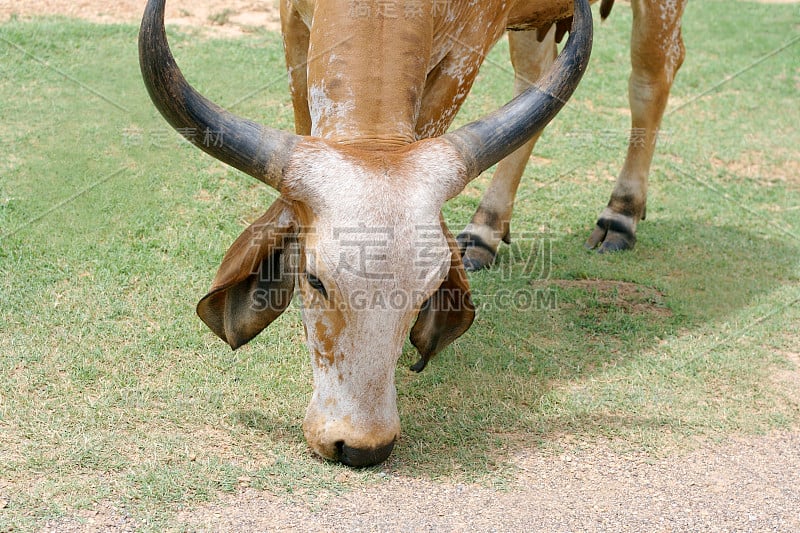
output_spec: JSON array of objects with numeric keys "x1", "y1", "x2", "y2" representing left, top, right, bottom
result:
[
  {"x1": 8, "y1": 1, "x2": 800, "y2": 531},
  {"x1": 175, "y1": 433, "x2": 800, "y2": 532},
  {"x1": 40, "y1": 433, "x2": 800, "y2": 531}
]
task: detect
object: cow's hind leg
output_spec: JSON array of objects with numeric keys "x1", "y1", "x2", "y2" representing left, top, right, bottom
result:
[
  {"x1": 586, "y1": 0, "x2": 687, "y2": 252},
  {"x1": 457, "y1": 28, "x2": 557, "y2": 271}
]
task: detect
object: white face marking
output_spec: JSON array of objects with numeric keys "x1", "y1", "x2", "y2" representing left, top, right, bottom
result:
[{"x1": 283, "y1": 139, "x2": 466, "y2": 460}]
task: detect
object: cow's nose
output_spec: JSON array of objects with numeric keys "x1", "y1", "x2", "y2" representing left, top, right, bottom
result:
[
  {"x1": 303, "y1": 393, "x2": 401, "y2": 466},
  {"x1": 336, "y1": 439, "x2": 396, "y2": 467}
]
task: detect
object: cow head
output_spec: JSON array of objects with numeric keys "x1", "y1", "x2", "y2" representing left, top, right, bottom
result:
[
  {"x1": 139, "y1": 0, "x2": 592, "y2": 466},
  {"x1": 194, "y1": 140, "x2": 474, "y2": 466}
]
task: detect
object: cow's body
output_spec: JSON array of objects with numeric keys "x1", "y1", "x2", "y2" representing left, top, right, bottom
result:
[
  {"x1": 283, "y1": 0, "x2": 579, "y2": 143},
  {"x1": 283, "y1": 0, "x2": 686, "y2": 264},
  {"x1": 139, "y1": 0, "x2": 683, "y2": 467}
]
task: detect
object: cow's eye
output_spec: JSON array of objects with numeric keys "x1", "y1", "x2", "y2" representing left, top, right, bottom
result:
[{"x1": 306, "y1": 272, "x2": 328, "y2": 299}]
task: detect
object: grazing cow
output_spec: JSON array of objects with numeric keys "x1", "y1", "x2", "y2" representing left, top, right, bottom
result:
[{"x1": 140, "y1": 0, "x2": 620, "y2": 467}]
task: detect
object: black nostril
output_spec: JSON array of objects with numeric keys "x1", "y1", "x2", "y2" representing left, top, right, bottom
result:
[{"x1": 339, "y1": 439, "x2": 395, "y2": 468}]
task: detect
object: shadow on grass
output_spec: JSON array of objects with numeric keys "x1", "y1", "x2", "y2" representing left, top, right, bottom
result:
[
  {"x1": 222, "y1": 219, "x2": 797, "y2": 478},
  {"x1": 230, "y1": 409, "x2": 301, "y2": 443},
  {"x1": 393, "y1": 219, "x2": 798, "y2": 477}
]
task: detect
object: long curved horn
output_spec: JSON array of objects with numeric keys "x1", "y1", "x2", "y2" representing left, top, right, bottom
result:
[
  {"x1": 443, "y1": 0, "x2": 593, "y2": 181},
  {"x1": 139, "y1": 0, "x2": 299, "y2": 189}
]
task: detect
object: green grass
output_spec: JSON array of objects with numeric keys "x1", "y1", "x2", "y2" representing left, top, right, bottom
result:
[{"x1": 2, "y1": 1, "x2": 799, "y2": 529}]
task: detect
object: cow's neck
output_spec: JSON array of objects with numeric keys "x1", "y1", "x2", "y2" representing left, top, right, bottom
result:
[{"x1": 305, "y1": 1, "x2": 434, "y2": 147}]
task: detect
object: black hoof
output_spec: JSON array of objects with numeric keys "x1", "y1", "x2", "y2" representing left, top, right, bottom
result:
[
  {"x1": 410, "y1": 356, "x2": 428, "y2": 372},
  {"x1": 462, "y1": 255, "x2": 488, "y2": 272},
  {"x1": 456, "y1": 232, "x2": 497, "y2": 272},
  {"x1": 338, "y1": 440, "x2": 395, "y2": 468},
  {"x1": 585, "y1": 212, "x2": 637, "y2": 253}
]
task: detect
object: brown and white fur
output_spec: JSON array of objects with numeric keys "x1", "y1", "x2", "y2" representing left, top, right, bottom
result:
[{"x1": 140, "y1": 0, "x2": 683, "y2": 467}]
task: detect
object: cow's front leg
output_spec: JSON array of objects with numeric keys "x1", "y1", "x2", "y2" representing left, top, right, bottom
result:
[
  {"x1": 586, "y1": 0, "x2": 687, "y2": 252},
  {"x1": 457, "y1": 28, "x2": 557, "y2": 271}
]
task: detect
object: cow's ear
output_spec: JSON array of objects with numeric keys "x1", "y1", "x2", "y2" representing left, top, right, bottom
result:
[
  {"x1": 409, "y1": 217, "x2": 476, "y2": 371},
  {"x1": 197, "y1": 199, "x2": 299, "y2": 350}
]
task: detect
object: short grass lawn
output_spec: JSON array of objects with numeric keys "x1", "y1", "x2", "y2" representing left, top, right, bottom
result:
[{"x1": 1, "y1": 1, "x2": 799, "y2": 530}]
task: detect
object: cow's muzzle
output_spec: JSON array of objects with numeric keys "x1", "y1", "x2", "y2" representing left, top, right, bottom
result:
[{"x1": 303, "y1": 402, "x2": 401, "y2": 467}]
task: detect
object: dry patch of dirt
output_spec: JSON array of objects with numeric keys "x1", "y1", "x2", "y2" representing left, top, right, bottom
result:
[
  {"x1": 6, "y1": 0, "x2": 793, "y2": 35},
  {"x1": 174, "y1": 432, "x2": 800, "y2": 531},
  {"x1": 711, "y1": 150, "x2": 800, "y2": 190},
  {"x1": 773, "y1": 348, "x2": 800, "y2": 392},
  {"x1": 541, "y1": 279, "x2": 673, "y2": 317},
  {"x1": 0, "y1": 0, "x2": 281, "y2": 35},
  {"x1": 770, "y1": 332, "x2": 800, "y2": 407},
  {"x1": 39, "y1": 501, "x2": 138, "y2": 533}
]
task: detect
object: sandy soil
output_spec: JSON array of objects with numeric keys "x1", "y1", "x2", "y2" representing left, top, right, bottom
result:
[
  {"x1": 0, "y1": 0, "x2": 281, "y2": 35},
  {"x1": 177, "y1": 433, "x2": 800, "y2": 532},
  {"x1": 1, "y1": 0, "x2": 795, "y2": 29},
  {"x1": 8, "y1": 0, "x2": 800, "y2": 530},
  {"x1": 37, "y1": 433, "x2": 800, "y2": 531}
]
